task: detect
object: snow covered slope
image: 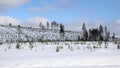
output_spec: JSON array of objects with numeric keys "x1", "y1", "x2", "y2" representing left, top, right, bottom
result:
[{"x1": 0, "y1": 25, "x2": 81, "y2": 43}]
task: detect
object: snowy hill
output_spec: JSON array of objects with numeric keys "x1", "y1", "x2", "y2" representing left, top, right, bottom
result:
[{"x1": 0, "y1": 25, "x2": 81, "y2": 43}]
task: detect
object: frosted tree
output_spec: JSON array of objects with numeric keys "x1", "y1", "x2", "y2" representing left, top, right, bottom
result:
[
  {"x1": 47, "y1": 22, "x2": 49, "y2": 29},
  {"x1": 9, "y1": 23, "x2": 12, "y2": 27},
  {"x1": 60, "y1": 24, "x2": 64, "y2": 41},
  {"x1": 51, "y1": 22, "x2": 53, "y2": 30},
  {"x1": 105, "y1": 26, "x2": 110, "y2": 41},
  {"x1": 39, "y1": 22, "x2": 42, "y2": 29},
  {"x1": 112, "y1": 33, "x2": 115, "y2": 41},
  {"x1": 82, "y1": 23, "x2": 87, "y2": 40},
  {"x1": 105, "y1": 26, "x2": 107, "y2": 34}
]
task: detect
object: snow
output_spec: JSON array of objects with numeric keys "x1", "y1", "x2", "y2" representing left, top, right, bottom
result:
[
  {"x1": 0, "y1": 41, "x2": 120, "y2": 68},
  {"x1": 0, "y1": 25, "x2": 120, "y2": 68},
  {"x1": 0, "y1": 25, "x2": 81, "y2": 43}
]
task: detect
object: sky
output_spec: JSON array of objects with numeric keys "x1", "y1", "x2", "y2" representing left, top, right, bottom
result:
[{"x1": 0, "y1": 0, "x2": 120, "y2": 37}]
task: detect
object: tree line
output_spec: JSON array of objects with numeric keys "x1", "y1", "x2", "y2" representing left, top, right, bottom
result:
[{"x1": 81, "y1": 23, "x2": 115, "y2": 41}]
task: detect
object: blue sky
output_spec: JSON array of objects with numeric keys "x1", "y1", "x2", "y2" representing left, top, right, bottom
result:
[
  {"x1": 0, "y1": 0, "x2": 120, "y2": 37},
  {"x1": 1, "y1": 0, "x2": 120, "y2": 23}
]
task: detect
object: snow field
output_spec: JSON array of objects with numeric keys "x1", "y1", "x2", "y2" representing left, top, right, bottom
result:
[{"x1": 0, "y1": 41, "x2": 120, "y2": 68}]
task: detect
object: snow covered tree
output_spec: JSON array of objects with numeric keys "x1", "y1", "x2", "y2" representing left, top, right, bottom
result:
[
  {"x1": 106, "y1": 31, "x2": 110, "y2": 41},
  {"x1": 39, "y1": 22, "x2": 42, "y2": 29},
  {"x1": 42, "y1": 26, "x2": 44, "y2": 30},
  {"x1": 85, "y1": 30, "x2": 88, "y2": 41},
  {"x1": 89, "y1": 28, "x2": 99, "y2": 41},
  {"x1": 82, "y1": 23, "x2": 87, "y2": 40},
  {"x1": 88, "y1": 29, "x2": 92, "y2": 41},
  {"x1": 60, "y1": 24, "x2": 65, "y2": 41},
  {"x1": 105, "y1": 26, "x2": 107, "y2": 34},
  {"x1": 82, "y1": 23, "x2": 86, "y2": 30},
  {"x1": 47, "y1": 22, "x2": 49, "y2": 29},
  {"x1": 9, "y1": 23, "x2": 12, "y2": 27},
  {"x1": 56, "y1": 23, "x2": 59, "y2": 30},
  {"x1": 112, "y1": 33, "x2": 115, "y2": 41},
  {"x1": 51, "y1": 22, "x2": 53, "y2": 30}
]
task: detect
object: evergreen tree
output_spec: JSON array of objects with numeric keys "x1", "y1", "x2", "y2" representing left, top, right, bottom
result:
[
  {"x1": 99, "y1": 25, "x2": 103, "y2": 41},
  {"x1": 89, "y1": 29, "x2": 92, "y2": 41},
  {"x1": 82, "y1": 23, "x2": 87, "y2": 40},
  {"x1": 106, "y1": 31, "x2": 110, "y2": 41},
  {"x1": 56, "y1": 23, "x2": 59, "y2": 30},
  {"x1": 51, "y1": 22, "x2": 53, "y2": 30},
  {"x1": 105, "y1": 26, "x2": 107, "y2": 34},
  {"x1": 82, "y1": 23, "x2": 86, "y2": 30},
  {"x1": 60, "y1": 24, "x2": 65, "y2": 41},
  {"x1": 60, "y1": 24, "x2": 64, "y2": 33},
  {"x1": 9, "y1": 23, "x2": 12, "y2": 27},
  {"x1": 47, "y1": 22, "x2": 49, "y2": 29},
  {"x1": 91, "y1": 29, "x2": 98, "y2": 41},
  {"x1": 112, "y1": 33, "x2": 115, "y2": 41},
  {"x1": 85, "y1": 30, "x2": 88, "y2": 41},
  {"x1": 39, "y1": 22, "x2": 42, "y2": 29}
]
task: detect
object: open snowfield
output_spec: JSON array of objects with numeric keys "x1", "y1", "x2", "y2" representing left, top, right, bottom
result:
[{"x1": 0, "y1": 41, "x2": 120, "y2": 68}]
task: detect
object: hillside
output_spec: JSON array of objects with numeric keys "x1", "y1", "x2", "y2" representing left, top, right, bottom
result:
[{"x1": 0, "y1": 25, "x2": 81, "y2": 43}]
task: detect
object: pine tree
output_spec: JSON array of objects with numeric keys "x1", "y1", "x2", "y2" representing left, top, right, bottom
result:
[
  {"x1": 89, "y1": 29, "x2": 92, "y2": 41},
  {"x1": 39, "y1": 22, "x2": 42, "y2": 29},
  {"x1": 99, "y1": 25, "x2": 103, "y2": 41},
  {"x1": 60, "y1": 24, "x2": 64, "y2": 41},
  {"x1": 82, "y1": 23, "x2": 86, "y2": 30},
  {"x1": 47, "y1": 22, "x2": 49, "y2": 29},
  {"x1": 82, "y1": 23, "x2": 86, "y2": 40},
  {"x1": 112, "y1": 33, "x2": 115, "y2": 41},
  {"x1": 9, "y1": 23, "x2": 12, "y2": 27},
  {"x1": 85, "y1": 30, "x2": 88, "y2": 41},
  {"x1": 105, "y1": 26, "x2": 107, "y2": 34}
]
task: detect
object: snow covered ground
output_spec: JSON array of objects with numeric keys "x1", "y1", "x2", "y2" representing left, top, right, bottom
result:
[{"x1": 0, "y1": 41, "x2": 120, "y2": 68}]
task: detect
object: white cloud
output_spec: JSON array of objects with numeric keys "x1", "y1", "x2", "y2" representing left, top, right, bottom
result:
[
  {"x1": 0, "y1": 16, "x2": 23, "y2": 25},
  {"x1": 0, "y1": 16, "x2": 50, "y2": 28},
  {"x1": 26, "y1": 17, "x2": 51, "y2": 27},
  {"x1": 0, "y1": 0, "x2": 31, "y2": 12}
]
